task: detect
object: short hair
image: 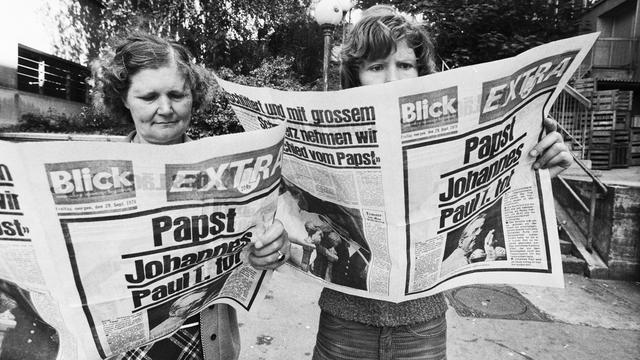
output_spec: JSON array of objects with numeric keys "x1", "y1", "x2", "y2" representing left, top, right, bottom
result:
[
  {"x1": 340, "y1": 9, "x2": 436, "y2": 89},
  {"x1": 92, "y1": 32, "x2": 210, "y2": 123}
]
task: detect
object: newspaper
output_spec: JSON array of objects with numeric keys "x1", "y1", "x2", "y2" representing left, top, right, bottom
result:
[
  {"x1": 0, "y1": 33, "x2": 597, "y2": 359},
  {"x1": 0, "y1": 125, "x2": 284, "y2": 359},
  {"x1": 215, "y1": 33, "x2": 598, "y2": 301}
]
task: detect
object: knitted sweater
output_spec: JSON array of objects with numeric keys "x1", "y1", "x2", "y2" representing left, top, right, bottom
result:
[{"x1": 318, "y1": 288, "x2": 448, "y2": 327}]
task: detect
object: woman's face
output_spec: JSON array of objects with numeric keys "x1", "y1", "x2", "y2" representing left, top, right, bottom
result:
[
  {"x1": 358, "y1": 39, "x2": 419, "y2": 86},
  {"x1": 124, "y1": 62, "x2": 193, "y2": 145}
]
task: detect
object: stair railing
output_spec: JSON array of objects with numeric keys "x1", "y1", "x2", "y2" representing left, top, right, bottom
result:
[{"x1": 553, "y1": 118, "x2": 608, "y2": 253}]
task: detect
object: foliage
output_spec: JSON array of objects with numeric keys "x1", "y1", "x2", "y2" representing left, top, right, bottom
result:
[
  {"x1": 189, "y1": 56, "x2": 314, "y2": 138},
  {"x1": 266, "y1": 17, "x2": 326, "y2": 84},
  {"x1": 219, "y1": 56, "x2": 312, "y2": 90},
  {"x1": 11, "y1": 107, "x2": 132, "y2": 135},
  {"x1": 359, "y1": 0, "x2": 584, "y2": 68},
  {"x1": 97, "y1": 0, "x2": 313, "y2": 69}
]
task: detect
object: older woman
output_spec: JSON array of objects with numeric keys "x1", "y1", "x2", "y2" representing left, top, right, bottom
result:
[{"x1": 94, "y1": 33, "x2": 290, "y2": 360}]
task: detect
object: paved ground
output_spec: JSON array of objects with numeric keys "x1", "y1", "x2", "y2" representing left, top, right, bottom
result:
[{"x1": 238, "y1": 267, "x2": 640, "y2": 360}]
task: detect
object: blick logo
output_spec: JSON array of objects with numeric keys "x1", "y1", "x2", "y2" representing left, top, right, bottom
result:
[
  {"x1": 45, "y1": 160, "x2": 136, "y2": 204},
  {"x1": 399, "y1": 86, "x2": 458, "y2": 134}
]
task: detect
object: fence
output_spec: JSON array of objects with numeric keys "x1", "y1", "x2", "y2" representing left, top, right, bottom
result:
[{"x1": 16, "y1": 44, "x2": 90, "y2": 103}]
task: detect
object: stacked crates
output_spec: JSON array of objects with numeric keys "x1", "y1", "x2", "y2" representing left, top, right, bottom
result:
[
  {"x1": 632, "y1": 116, "x2": 640, "y2": 166},
  {"x1": 588, "y1": 89, "x2": 633, "y2": 169}
]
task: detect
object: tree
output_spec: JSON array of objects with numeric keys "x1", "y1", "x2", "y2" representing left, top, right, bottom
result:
[
  {"x1": 358, "y1": 0, "x2": 584, "y2": 68},
  {"x1": 97, "y1": 0, "x2": 315, "y2": 71}
]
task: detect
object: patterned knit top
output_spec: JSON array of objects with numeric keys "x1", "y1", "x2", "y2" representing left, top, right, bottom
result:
[{"x1": 318, "y1": 288, "x2": 448, "y2": 327}]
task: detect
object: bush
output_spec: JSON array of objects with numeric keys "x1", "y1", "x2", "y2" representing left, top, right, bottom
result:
[{"x1": 9, "y1": 107, "x2": 133, "y2": 135}]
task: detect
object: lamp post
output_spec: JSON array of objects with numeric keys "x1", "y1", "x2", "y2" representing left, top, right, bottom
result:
[{"x1": 313, "y1": 0, "x2": 343, "y2": 91}]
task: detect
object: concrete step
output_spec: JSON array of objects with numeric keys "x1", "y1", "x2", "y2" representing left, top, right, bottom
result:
[
  {"x1": 559, "y1": 238, "x2": 573, "y2": 255},
  {"x1": 562, "y1": 254, "x2": 587, "y2": 275}
]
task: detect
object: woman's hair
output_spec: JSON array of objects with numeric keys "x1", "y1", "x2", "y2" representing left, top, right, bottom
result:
[
  {"x1": 93, "y1": 32, "x2": 210, "y2": 123},
  {"x1": 340, "y1": 7, "x2": 436, "y2": 89}
]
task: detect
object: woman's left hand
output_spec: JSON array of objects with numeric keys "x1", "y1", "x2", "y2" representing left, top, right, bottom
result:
[
  {"x1": 248, "y1": 219, "x2": 290, "y2": 270},
  {"x1": 529, "y1": 117, "x2": 573, "y2": 178}
]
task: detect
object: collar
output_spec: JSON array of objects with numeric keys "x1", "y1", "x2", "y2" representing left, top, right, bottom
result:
[{"x1": 125, "y1": 131, "x2": 192, "y2": 144}]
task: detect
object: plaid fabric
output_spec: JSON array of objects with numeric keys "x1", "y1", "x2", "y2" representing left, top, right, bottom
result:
[{"x1": 118, "y1": 320, "x2": 203, "y2": 360}]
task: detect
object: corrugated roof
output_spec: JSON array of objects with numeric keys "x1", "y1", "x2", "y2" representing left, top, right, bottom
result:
[{"x1": 595, "y1": 78, "x2": 640, "y2": 84}]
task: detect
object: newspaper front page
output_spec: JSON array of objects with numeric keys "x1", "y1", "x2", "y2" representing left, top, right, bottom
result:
[
  {"x1": 216, "y1": 33, "x2": 598, "y2": 302},
  {"x1": 0, "y1": 125, "x2": 284, "y2": 359}
]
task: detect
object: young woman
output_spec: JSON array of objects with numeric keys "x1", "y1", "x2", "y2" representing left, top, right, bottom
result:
[
  {"x1": 313, "y1": 6, "x2": 572, "y2": 360},
  {"x1": 94, "y1": 33, "x2": 290, "y2": 360}
]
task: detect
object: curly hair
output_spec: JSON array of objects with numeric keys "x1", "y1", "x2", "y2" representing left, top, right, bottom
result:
[
  {"x1": 92, "y1": 32, "x2": 211, "y2": 123},
  {"x1": 340, "y1": 7, "x2": 436, "y2": 89}
]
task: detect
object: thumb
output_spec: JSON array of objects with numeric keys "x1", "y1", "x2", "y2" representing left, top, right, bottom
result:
[{"x1": 544, "y1": 116, "x2": 557, "y2": 133}]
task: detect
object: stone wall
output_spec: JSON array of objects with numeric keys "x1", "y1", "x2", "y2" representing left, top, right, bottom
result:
[
  {"x1": 0, "y1": 86, "x2": 85, "y2": 127},
  {"x1": 553, "y1": 178, "x2": 640, "y2": 279}
]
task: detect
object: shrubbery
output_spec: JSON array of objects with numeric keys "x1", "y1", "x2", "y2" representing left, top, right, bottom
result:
[{"x1": 10, "y1": 107, "x2": 133, "y2": 135}]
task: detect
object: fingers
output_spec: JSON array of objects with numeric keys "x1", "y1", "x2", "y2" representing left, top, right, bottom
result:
[
  {"x1": 248, "y1": 220, "x2": 290, "y2": 271},
  {"x1": 253, "y1": 219, "x2": 282, "y2": 250},
  {"x1": 544, "y1": 116, "x2": 558, "y2": 133},
  {"x1": 484, "y1": 229, "x2": 495, "y2": 246},
  {"x1": 530, "y1": 131, "x2": 562, "y2": 162},
  {"x1": 530, "y1": 130, "x2": 573, "y2": 178}
]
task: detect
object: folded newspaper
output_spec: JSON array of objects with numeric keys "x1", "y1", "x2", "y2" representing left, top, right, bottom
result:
[{"x1": 0, "y1": 33, "x2": 597, "y2": 359}]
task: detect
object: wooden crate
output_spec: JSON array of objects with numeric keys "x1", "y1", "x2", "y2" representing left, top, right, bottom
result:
[
  {"x1": 573, "y1": 77, "x2": 595, "y2": 93},
  {"x1": 592, "y1": 111, "x2": 615, "y2": 130},
  {"x1": 632, "y1": 129, "x2": 640, "y2": 166},
  {"x1": 591, "y1": 111, "x2": 631, "y2": 131},
  {"x1": 591, "y1": 90, "x2": 633, "y2": 112},
  {"x1": 589, "y1": 144, "x2": 612, "y2": 169},
  {"x1": 611, "y1": 142, "x2": 630, "y2": 168},
  {"x1": 615, "y1": 113, "x2": 630, "y2": 130},
  {"x1": 588, "y1": 129, "x2": 631, "y2": 169},
  {"x1": 615, "y1": 90, "x2": 633, "y2": 111}
]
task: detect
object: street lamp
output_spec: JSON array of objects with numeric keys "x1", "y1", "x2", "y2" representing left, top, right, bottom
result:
[{"x1": 313, "y1": 0, "x2": 343, "y2": 91}]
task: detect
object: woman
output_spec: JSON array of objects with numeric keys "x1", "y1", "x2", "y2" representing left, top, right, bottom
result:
[
  {"x1": 94, "y1": 33, "x2": 290, "y2": 360},
  {"x1": 313, "y1": 5, "x2": 573, "y2": 360}
]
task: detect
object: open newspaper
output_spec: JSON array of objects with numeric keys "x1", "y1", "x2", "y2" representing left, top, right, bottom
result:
[
  {"x1": 215, "y1": 32, "x2": 598, "y2": 301},
  {"x1": 0, "y1": 127, "x2": 284, "y2": 359},
  {"x1": 0, "y1": 33, "x2": 596, "y2": 359}
]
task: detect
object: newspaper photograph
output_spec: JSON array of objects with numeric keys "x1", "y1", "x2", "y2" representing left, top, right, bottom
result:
[
  {"x1": 215, "y1": 33, "x2": 599, "y2": 302},
  {"x1": 0, "y1": 125, "x2": 284, "y2": 359}
]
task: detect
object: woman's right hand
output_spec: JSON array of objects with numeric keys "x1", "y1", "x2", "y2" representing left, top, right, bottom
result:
[{"x1": 247, "y1": 220, "x2": 290, "y2": 270}]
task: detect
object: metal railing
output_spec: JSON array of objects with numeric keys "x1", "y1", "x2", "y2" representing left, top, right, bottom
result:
[
  {"x1": 550, "y1": 85, "x2": 591, "y2": 159},
  {"x1": 550, "y1": 79, "x2": 612, "y2": 252},
  {"x1": 556, "y1": 123, "x2": 608, "y2": 252},
  {"x1": 0, "y1": 132, "x2": 125, "y2": 142},
  {"x1": 17, "y1": 44, "x2": 90, "y2": 103}
]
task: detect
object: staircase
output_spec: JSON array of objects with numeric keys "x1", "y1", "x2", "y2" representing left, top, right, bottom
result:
[
  {"x1": 551, "y1": 72, "x2": 614, "y2": 279},
  {"x1": 556, "y1": 198, "x2": 609, "y2": 278}
]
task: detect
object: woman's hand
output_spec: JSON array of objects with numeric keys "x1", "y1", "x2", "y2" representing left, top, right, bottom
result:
[
  {"x1": 247, "y1": 220, "x2": 290, "y2": 270},
  {"x1": 529, "y1": 117, "x2": 573, "y2": 178}
]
